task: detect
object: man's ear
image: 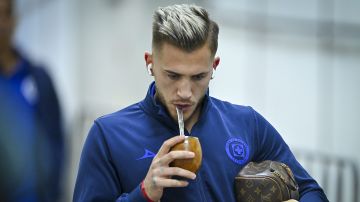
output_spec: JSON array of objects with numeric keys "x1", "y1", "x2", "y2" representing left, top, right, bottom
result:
[
  {"x1": 213, "y1": 56, "x2": 220, "y2": 71},
  {"x1": 144, "y1": 52, "x2": 154, "y2": 76},
  {"x1": 144, "y1": 52, "x2": 152, "y2": 67}
]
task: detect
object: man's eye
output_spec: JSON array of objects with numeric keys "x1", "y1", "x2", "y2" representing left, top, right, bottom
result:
[
  {"x1": 193, "y1": 74, "x2": 206, "y2": 81},
  {"x1": 168, "y1": 74, "x2": 179, "y2": 80}
]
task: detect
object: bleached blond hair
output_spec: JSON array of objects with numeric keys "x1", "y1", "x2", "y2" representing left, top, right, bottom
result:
[{"x1": 152, "y1": 4, "x2": 219, "y2": 56}]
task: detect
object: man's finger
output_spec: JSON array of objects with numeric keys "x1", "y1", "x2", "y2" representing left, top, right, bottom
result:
[
  {"x1": 152, "y1": 177, "x2": 189, "y2": 188},
  {"x1": 156, "y1": 135, "x2": 185, "y2": 157},
  {"x1": 154, "y1": 166, "x2": 196, "y2": 180},
  {"x1": 159, "y1": 150, "x2": 195, "y2": 166}
]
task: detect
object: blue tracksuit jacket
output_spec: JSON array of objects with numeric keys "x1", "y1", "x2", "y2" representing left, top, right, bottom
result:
[{"x1": 74, "y1": 82, "x2": 328, "y2": 202}]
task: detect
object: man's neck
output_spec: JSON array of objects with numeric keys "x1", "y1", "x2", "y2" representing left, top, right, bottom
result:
[{"x1": 0, "y1": 48, "x2": 18, "y2": 76}]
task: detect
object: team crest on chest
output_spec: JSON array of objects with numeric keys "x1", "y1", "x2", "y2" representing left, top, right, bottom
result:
[{"x1": 225, "y1": 138, "x2": 249, "y2": 165}]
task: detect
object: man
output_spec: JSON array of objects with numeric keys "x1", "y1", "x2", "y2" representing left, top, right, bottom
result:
[
  {"x1": 0, "y1": 0, "x2": 64, "y2": 201},
  {"x1": 74, "y1": 4, "x2": 328, "y2": 202}
]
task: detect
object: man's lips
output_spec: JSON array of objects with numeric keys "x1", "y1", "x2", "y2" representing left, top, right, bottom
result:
[{"x1": 174, "y1": 103, "x2": 192, "y2": 110}]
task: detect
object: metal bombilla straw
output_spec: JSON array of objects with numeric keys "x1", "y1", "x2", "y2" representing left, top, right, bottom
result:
[{"x1": 176, "y1": 107, "x2": 185, "y2": 136}]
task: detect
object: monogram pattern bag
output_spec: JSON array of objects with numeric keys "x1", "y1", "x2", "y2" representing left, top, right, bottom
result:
[{"x1": 235, "y1": 161, "x2": 299, "y2": 202}]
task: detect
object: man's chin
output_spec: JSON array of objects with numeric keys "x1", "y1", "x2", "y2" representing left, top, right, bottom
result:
[
  {"x1": 181, "y1": 108, "x2": 197, "y2": 123},
  {"x1": 169, "y1": 106, "x2": 194, "y2": 121}
]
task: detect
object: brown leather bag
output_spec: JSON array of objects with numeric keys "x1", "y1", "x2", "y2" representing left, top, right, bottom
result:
[{"x1": 234, "y1": 161, "x2": 299, "y2": 202}]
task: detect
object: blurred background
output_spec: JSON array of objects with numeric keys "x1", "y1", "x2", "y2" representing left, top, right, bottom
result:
[{"x1": 8, "y1": 0, "x2": 360, "y2": 201}]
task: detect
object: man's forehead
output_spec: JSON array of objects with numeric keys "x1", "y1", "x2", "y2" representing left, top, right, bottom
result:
[
  {"x1": 161, "y1": 64, "x2": 212, "y2": 75},
  {"x1": 154, "y1": 42, "x2": 211, "y2": 56}
]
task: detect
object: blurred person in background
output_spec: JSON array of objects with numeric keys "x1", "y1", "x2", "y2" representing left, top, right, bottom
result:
[
  {"x1": 74, "y1": 4, "x2": 328, "y2": 202},
  {"x1": 0, "y1": 0, "x2": 64, "y2": 201}
]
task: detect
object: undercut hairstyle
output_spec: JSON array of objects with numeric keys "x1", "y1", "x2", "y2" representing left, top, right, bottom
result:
[{"x1": 152, "y1": 4, "x2": 219, "y2": 56}]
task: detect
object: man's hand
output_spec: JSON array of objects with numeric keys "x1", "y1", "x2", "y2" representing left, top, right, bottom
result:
[{"x1": 143, "y1": 135, "x2": 196, "y2": 201}]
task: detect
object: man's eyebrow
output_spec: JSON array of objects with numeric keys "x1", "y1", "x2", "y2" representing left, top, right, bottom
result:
[
  {"x1": 164, "y1": 69, "x2": 211, "y2": 76},
  {"x1": 164, "y1": 69, "x2": 181, "y2": 75}
]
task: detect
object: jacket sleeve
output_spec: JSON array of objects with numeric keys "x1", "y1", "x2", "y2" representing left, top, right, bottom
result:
[
  {"x1": 73, "y1": 121, "x2": 148, "y2": 202},
  {"x1": 251, "y1": 108, "x2": 329, "y2": 202},
  {"x1": 32, "y1": 66, "x2": 65, "y2": 200}
]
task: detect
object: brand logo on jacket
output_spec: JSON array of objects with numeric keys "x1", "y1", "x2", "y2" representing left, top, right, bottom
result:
[
  {"x1": 225, "y1": 138, "x2": 249, "y2": 165},
  {"x1": 136, "y1": 149, "x2": 156, "y2": 160}
]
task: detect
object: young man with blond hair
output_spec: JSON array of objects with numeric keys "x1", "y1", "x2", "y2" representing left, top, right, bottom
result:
[{"x1": 74, "y1": 4, "x2": 328, "y2": 202}]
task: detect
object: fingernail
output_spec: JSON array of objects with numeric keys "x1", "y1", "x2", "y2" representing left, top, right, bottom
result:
[{"x1": 192, "y1": 174, "x2": 196, "y2": 180}]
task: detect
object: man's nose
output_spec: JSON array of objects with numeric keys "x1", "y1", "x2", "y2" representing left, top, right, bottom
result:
[{"x1": 177, "y1": 80, "x2": 192, "y2": 100}]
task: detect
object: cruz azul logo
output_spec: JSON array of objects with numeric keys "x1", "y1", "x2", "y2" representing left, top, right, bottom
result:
[{"x1": 225, "y1": 138, "x2": 249, "y2": 165}]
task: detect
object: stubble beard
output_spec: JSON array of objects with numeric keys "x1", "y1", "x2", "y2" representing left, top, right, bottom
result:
[{"x1": 154, "y1": 87, "x2": 205, "y2": 126}]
